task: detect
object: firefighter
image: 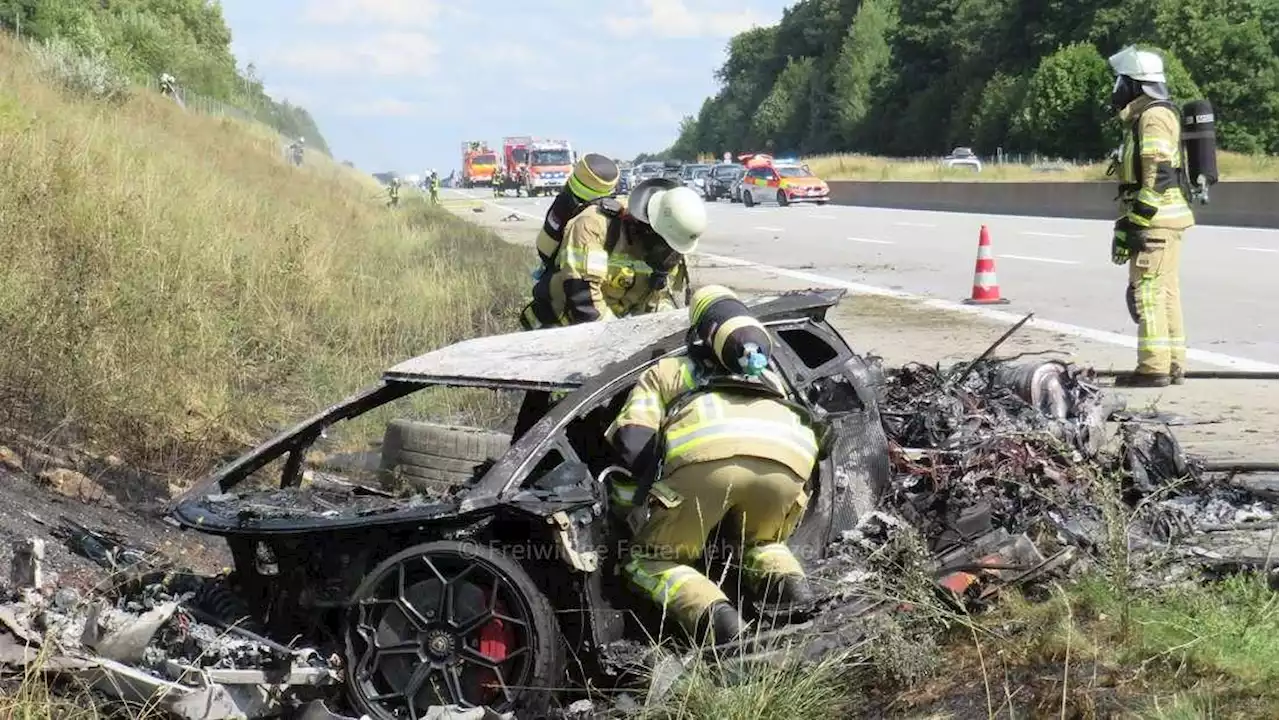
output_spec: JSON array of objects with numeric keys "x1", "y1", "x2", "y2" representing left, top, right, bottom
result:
[
  {"x1": 387, "y1": 177, "x2": 401, "y2": 207},
  {"x1": 428, "y1": 171, "x2": 440, "y2": 204},
  {"x1": 1108, "y1": 45, "x2": 1194, "y2": 387},
  {"x1": 532, "y1": 154, "x2": 622, "y2": 272},
  {"x1": 519, "y1": 174, "x2": 704, "y2": 330},
  {"x1": 493, "y1": 165, "x2": 504, "y2": 198},
  {"x1": 606, "y1": 285, "x2": 819, "y2": 645}
]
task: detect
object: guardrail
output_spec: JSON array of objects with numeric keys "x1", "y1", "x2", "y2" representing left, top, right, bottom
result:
[{"x1": 824, "y1": 181, "x2": 1279, "y2": 229}]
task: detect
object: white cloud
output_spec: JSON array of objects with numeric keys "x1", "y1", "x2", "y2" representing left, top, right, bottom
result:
[
  {"x1": 272, "y1": 32, "x2": 438, "y2": 78},
  {"x1": 301, "y1": 0, "x2": 441, "y2": 28},
  {"x1": 605, "y1": 0, "x2": 767, "y2": 39}
]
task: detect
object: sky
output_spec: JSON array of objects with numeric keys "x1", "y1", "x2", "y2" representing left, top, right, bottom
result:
[{"x1": 219, "y1": 0, "x2": 795, "y2": 175}]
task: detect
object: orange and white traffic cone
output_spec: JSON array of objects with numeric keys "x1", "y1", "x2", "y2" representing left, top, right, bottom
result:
[{"x1": 963, "y1": 225, "x2": 1010, "y2": 305}]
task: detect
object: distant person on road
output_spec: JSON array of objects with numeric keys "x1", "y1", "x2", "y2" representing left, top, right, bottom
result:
[
  {"x1": 519, "y1": 175, "x2": 705, "y2": 330},
  {"x1": 1107, "y1": 45, "x2": 1195, "y2": 388},
  {"x1": 288, "y1": 137, "x2": 305, "y2": 167},
  {"x1": 429, "y1": 172, "x2": 440, "y2": 204}
]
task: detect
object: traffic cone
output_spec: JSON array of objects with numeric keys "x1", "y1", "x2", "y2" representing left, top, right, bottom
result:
[{"x1": 963, "y1": 225, "x2": 1010, "y2": 305}]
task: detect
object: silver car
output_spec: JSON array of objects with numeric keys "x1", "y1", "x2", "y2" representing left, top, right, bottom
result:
[{"x1": 942, "y1": 147, "x2": 983, "y2": 172}]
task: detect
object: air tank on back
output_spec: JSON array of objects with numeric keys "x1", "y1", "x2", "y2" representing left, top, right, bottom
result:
[{"x1": 1180, "y1": 99, "x2": 1218, "y2": 203}]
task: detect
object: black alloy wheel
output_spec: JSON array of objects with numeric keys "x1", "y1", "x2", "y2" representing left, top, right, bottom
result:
[{"x1": 346, "y1": 540, "x2": 564, "y2": 718}]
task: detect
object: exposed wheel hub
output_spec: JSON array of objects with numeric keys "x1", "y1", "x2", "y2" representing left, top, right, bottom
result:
[{"x1": 425, "y1": 629, "x2": 455, "y2": 660}]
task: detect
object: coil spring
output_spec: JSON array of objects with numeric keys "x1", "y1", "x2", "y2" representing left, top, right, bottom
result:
[{"x1": 193, "y1": 578, "x2": 263, "y2": 633}]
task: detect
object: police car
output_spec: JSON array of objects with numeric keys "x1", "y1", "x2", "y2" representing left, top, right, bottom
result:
[{"x1": 739, "y1": 158, "x2": 831, "y2": 207}]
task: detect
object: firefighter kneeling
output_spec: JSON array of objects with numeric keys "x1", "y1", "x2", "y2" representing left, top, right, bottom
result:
[{"x1": 606, "y1": 286, "x2": 819, "y2": 645}]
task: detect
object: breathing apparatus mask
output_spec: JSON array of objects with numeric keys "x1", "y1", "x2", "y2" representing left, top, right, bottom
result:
[{"x1": 1112, "y1": 74, "x2": 1171, "y2": 113}]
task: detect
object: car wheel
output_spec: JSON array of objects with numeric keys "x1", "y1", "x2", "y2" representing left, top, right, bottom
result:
[
  {"x1": 346, "y1": 540, "x2": 565, "y2": 718},
  {"x1": 776, "y1": 190, "x2": 789, "y2": 207},
  {"x1": 743, "y1": 190, "x2": 754, "y2": 208},
  {"x1": 378, "y1": 420, "x2": 510, "y2": 492},
  {"x1": 816, "y1": 200, "x2": 829, "y2": 206}
]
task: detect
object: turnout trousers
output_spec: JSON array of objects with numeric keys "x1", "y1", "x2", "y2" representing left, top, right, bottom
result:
[
  {"x1": 1127, "y1": 228, "x2": 1186, "y2": 375},
  {"x1": 624, "y1": 456, "x2": 809, "y2": 633}
]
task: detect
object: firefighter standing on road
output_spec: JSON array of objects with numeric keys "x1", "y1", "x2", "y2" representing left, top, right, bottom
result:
[
  {"x1": 519, "y1": 166, "x2": 706, "y2": 330},
  {"x1": 606, "y1": 285, "x2": 819, "y2": 645},
  {"x1": 429, "y1": 171, "x2": 440, "y2": 204},
  {"x1": 1107, "y1": 45, "x2": 1195, "y2": 387}
]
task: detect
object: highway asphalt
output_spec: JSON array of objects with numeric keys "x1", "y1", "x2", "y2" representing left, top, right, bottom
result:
[{"x1": 449, "y1": 188, "x2": 1280, "y2": 370}]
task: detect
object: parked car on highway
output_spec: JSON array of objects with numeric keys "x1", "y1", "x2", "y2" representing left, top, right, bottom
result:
[
  {"x1": 943, "y1": 147, "x2": 983, "y2": 172},
  {"x1": 631, "y1": 161, "x2": 663, "y2": 188},
  {"x1": 682, "y1": 164, "x2": 712, "y2": 193},
  {"x1": 704, "y1": 163, "x2": 745, "y2": 202},
  {"x1": 659, "y1": 159, "x2": 683, "y2": 181},
  {"x1": 740, "y1": 161, "x2": 830, "y2": 207}
]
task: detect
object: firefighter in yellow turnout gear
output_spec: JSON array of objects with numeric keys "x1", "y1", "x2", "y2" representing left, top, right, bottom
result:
[
  {"x1": 520, "y1": 162, "x2": 706, "y2": 329},
  {"x1": 606, "y1": 286, "x2": 819, "y2": 645},
  {"x1": 1107, "y1": 46, "x2": 1195, "y2": 387}
]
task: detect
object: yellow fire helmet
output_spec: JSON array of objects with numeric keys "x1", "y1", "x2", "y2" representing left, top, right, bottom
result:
[
  {"x1": 688, "y1": 285, "x2": 773, "y2": 376},
  {"x1": 567, "y1": 153, "x2": 619, "y2": 201}
]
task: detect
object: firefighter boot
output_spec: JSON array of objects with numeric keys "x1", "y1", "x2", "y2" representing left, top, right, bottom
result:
[
  {"x1": 694, "y1": 601, "x2": 746, "y2": 646},
  {"x1": 1170, "y1": 365, "x2": 1185, "y2": 385},
  {"x1": 759, "y1": 574, "x2": 816, "y2": 612}
]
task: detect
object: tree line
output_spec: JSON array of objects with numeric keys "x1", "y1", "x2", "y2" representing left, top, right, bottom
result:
[
  {"x1": 0, "y1": 0, "x2": 330, "y2": 153},
  {"x1": 653, "y1": 0, "x2": 1277, "y2": 162}
]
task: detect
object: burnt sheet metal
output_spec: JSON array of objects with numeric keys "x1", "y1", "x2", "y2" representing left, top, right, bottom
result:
[
  {"x1": 383, "y1": 289, "x2": 848, "y2": 391},
  {"x1": 169, "y1": 380, "x2": 418, "y2": 509},
  {"x1": 169, "y1": 484, "x2": 476, "y2": 536}
]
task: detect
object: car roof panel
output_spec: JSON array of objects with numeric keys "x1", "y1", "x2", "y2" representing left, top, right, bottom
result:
[
  {"x1": 383, "y1": 307, "x2": 692, "y2": 391},
  {"x1": 382, "y1": 290, "x2": 846, "y2": 391}
]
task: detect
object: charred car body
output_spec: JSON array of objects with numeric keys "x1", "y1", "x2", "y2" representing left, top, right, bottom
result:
[
  {"x1": 165, "y1": 289, "x2": 1278, "y2": 718},
  {"x1": 167, "y1": 289, "x2": 893, "y2": 717}
]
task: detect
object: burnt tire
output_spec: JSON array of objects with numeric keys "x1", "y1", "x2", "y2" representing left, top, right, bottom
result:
[
  {"x1": 379, "y1": 420, "x2": 510, "y2": 493},
  {"x1": 345, "y1": 540, "x2": 565, "y2": 717}
]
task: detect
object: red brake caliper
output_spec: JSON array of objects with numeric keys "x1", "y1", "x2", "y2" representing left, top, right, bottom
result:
[{"x1": 476, "y1": 594, "x2": 515, "y2": 695}]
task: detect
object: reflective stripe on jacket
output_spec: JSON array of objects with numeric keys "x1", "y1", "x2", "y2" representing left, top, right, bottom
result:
[
  {"x1": 1118, "y1": 97, "x2": 1194, "y2": 231},
  {"x1": 605, "y1": 357, "x2": 819, "y2": 479}
]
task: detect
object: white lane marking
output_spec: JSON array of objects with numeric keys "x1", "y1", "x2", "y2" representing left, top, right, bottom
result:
[
  {"x1": 847, "y1": 237, "x2": 894, "y2": 245},
  {"x1": 1237, "y1": 247, "x2": 1278, "y2": 253},
  {"x1": 699, "y1": 252, "x2": 1280, "y2": 373},
  {"x1": 1021, "y1": 231, "x2": 1084, "y2": 239},
  {"x1": 894, "y1": 221, "x2": 935, "y2": 228},
  {"x1": 462, "y1": 194, "x2": 1280, "y2": 372},
  {"x1": 754, "y1": 226, "x2": 785, "y2": 232},
  {"x1": 999, "y1": 254, "x2": 1081, "y2": 265}
]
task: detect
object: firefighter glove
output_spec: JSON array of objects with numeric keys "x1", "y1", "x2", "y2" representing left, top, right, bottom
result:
[
  {"x1": 1125, "y1": 284, "x2": 1139, "y2": 324},
  {"x1": 1111, "y1": 218, "x2": 1131, "y2": 265}
]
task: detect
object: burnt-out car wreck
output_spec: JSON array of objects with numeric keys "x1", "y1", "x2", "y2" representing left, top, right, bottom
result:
[
  {"x1": 162, "y1": 289, "x2": 898, "y2": 718},
  {"x1": 6, "y1": 289, "x2": 1273, "y2": 720}
]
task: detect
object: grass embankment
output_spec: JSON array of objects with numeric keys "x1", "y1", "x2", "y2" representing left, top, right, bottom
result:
[
  {"x1": 0, "y1": 33, "x2": 531, "y2": 476},
  {"x1": 806, "y1": 150, "x2": 1278, "y2": 182}
]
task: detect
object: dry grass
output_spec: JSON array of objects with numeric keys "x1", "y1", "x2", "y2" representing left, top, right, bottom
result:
[
  {"x1": 0, "y1": 33, "x2": 532, "y2": 476},
  {"x1": 805, "y1": 151, "x2": 1278, "y2": 182}
]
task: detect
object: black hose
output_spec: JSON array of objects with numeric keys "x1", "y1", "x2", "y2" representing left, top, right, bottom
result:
[{"x1": 1093, "y1": 369, "x2": 1279, "y2": 380}]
